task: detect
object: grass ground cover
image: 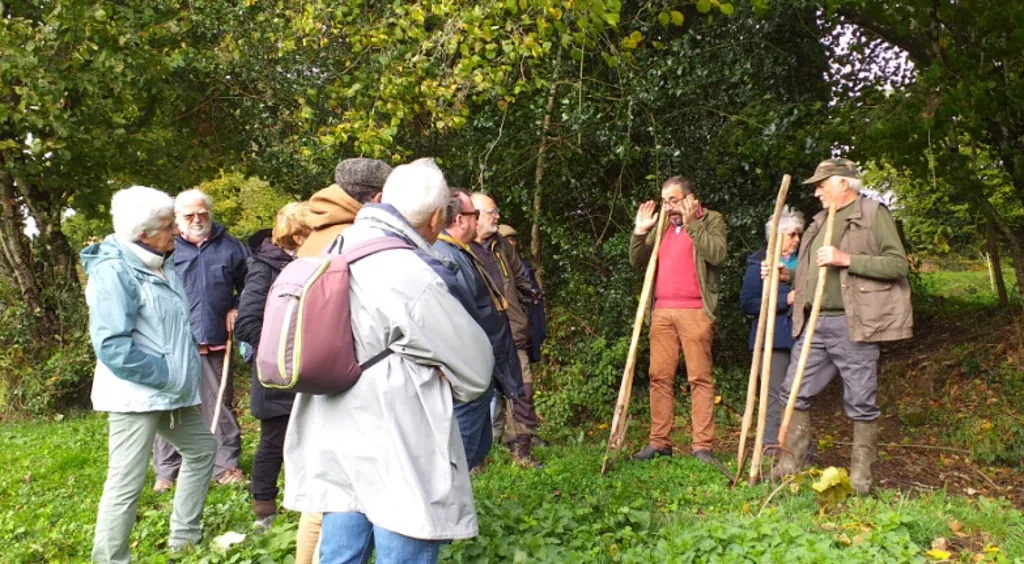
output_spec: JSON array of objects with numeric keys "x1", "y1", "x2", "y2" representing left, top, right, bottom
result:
[{"x1": 1, "y1": 412, "x2": 1020, "y2": 562}]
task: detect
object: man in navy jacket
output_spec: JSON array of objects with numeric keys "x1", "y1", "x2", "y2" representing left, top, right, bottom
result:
[
  {"x1": 153, "y1": 189, "x2": 250, "y2": 491},
  {"x1": 434, "y1": 190, "x2": 523, "y2": 469}
]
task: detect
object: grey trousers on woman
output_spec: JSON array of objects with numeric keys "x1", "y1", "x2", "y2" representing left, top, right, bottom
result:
[
  {"x1": 152, "y1": 351, "x2": 241, "y2": 480},
  {"x1": 92, "y1": 407, "x2": 215, "y2": 563}
]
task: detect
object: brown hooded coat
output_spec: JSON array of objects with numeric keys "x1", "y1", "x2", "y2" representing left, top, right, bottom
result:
[{"x1": 296, "y1": 184, "x2": 363, "y2": 258}]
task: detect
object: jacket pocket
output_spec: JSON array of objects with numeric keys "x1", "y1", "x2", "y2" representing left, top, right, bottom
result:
[{"x1": 853, "y1": 278, "x2": 895, "y2": 336}]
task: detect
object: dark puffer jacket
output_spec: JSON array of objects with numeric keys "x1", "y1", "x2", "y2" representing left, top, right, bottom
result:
[{"x1": 235, "y1": 234, "x2": 295, "y2": 419}]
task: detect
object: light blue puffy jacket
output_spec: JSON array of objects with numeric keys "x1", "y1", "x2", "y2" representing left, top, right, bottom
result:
[{"x1": 81, "y1": 236, "x2": 202, "y2": 412}]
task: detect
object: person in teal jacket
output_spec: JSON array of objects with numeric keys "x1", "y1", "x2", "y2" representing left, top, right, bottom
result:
[{"x1": 82, "y1": 186, "x2": 215, "y2": 564}]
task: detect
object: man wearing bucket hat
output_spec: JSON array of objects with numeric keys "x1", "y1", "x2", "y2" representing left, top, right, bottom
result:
[{"x1": 772, "y1": 157, "x2": 912, "y2": 494}]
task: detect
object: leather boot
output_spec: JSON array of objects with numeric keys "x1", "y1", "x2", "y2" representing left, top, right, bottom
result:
[
  {"x1": 771, "y1": 409, "x2": 811, "y2": 480},
  {"x1": 253, "y1": 499, "x2": 277, "y2": 520},
  {"x1": 511, "y1": 435, "x2": 543, "y2": 469},
  {"x1": 850, "y1": 420, "x2": 879, "y2": 494},
  {"x1": 253, "y1": 499, "x2": 277, "y2": 530}
]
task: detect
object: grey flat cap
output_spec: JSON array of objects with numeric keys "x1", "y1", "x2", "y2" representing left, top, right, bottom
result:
[
  {"x1": 802, "y1": 157, "x2": 860, "y2": 185},
  {"x1": 334, "y1": 158, "x2": 393, "y2": 191}
]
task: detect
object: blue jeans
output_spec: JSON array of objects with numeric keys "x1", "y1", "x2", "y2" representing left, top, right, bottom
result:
[
  {"x1": 454, "y1": 385, "x2": 494, "y2": 470},
  {"x1": 320, "y1": 512, "x2": 441, "y2": 564}
]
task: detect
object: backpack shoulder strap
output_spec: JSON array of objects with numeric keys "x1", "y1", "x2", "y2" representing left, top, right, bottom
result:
[{"x1": 342, "y1": 236, "x2": 413, "y2": 263}]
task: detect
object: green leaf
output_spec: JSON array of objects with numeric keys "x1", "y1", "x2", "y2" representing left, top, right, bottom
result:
[
  {"x1": 658, "y1": 12, "x2": 670, "y2": 26},
  {"x1": 719, "y1": 3, "x2": 735, "y2": 15},
  {"x1": 696, "y1": 0, "x2": 712, "y2": 14},
  {"x1": 671, "y1": 10, "x2": 685, "y2": 25}
]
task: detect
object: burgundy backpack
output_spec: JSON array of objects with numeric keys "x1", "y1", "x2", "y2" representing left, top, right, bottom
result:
[{"x1": 255, "y1": 235, "x2": 411, "y2": 395}]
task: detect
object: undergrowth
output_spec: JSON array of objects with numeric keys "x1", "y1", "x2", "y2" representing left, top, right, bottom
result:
[{"x1": 1, "y1": 413, "x2": 1021, "y2": 563}]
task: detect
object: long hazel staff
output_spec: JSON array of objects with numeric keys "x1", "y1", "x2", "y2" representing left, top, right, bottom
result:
[
  {"x1": 748, "y1": 188, "x2": 792, "y2": 485},
  {"x1": 211, "y1": 335, "x2": 233, "y2": 435},
  {"x1": 735, "y1": 176, "x2": 791, "y2": 483},
  {"x1": 602, "y1": 207, "x2": 668, "y2": 474},
  {"x1": 778, "y1": 202, "x2": 838, "y2": 449}
]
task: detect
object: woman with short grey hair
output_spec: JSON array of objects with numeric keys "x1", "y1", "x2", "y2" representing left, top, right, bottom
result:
[
  {"x1": 82, "y1": 185, "x2": 215, "y2": 563},
  {"x1": 739, "y1": 205, "x2": 805, "y2": 452}
]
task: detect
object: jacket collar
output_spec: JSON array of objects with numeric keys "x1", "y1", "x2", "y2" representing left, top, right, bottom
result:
[
  {"x1": 809, "y1": 194, "x2": 867, "y2": 233},
  {"x1": 355, "y1": 204, "x2": 450, "y2": 265}
]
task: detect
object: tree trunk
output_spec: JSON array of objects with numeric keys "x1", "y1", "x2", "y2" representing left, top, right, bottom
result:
[
  {"x1": 0, "y1": 168, "x2": 44, "y2": 313},
  {"x1": 986, "y1": 223, "x2": 1009, "y2": 306},
  {"x1": 529, "y1": 54, "x2": 561, "y2": 289},
  {"x1": 980, "y1": 198, "x2": 1024, "y2": 304}
]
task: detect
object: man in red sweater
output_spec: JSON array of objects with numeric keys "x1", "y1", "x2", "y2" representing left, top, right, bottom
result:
[{"x1": 628, "y1": 177, "x2": 728, "y2": 469}]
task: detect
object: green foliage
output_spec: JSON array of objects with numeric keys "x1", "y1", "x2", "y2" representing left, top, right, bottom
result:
[
  {"x1": 535, "y1": 331, "x2": 629, "y2": 429},
  {"x1": 0, "y1": 281, "x2": 93, "y2": 415},
  {"x1": 192, "y1": 172, "x2": 294, "y2": 239},
  {"x1": 2, "y1": 413, "x2": 1023, "y2": 561}
]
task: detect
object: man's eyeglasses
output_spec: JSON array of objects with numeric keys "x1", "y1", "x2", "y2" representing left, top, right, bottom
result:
[
  {"x1": 482, "y1": 208, "x2": 500, "y2": 217},
  {"x1": 459, "y1": 210, "x2": 480, "y2": 219},
  {"x1": 661, "y1": 198, "x2": 683, "y2": 207},
  {"x1": 180, "y1": 211, "x2": 210, "y2": 223}
]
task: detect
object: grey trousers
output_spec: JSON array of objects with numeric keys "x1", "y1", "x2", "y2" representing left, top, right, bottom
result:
[
  {"x1": 92, "y1": 407, "x2": 215, "y2": 563},
  {"x1": 780, "y1": 315, "x2": 880, "y2": 421},
  {"x1": 153, "y1": 351, "x2": 241, "y2": 479},
  {"x1": 764, "y1": 349, "x2": 792, "y2": 447}
]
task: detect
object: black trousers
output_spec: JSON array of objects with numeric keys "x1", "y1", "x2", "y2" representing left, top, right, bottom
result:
[{"x1": 251, "y1": 414, "x2": 289, "y2": 502}]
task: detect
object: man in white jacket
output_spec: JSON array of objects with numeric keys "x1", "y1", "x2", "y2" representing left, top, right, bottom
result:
[{"x1": 283, "y1": 158, "x2": 494, "y2": 564}]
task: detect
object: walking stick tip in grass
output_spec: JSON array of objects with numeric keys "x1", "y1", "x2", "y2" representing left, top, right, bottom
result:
[{"x1": 735, "y1": 175, "x2": 791, "y2": 485}]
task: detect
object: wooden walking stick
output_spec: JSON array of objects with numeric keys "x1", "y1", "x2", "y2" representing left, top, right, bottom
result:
[
  {"x1": 211, "y1": 335, "x2": 233, "y2": 435},
  {"x1": 777, "y1": 202, "x2": 837, "y2": 449},
  {"x1": 601, "y1": 208, "x2": 667, "y2": 474},
  {"x1": 747, "y1": 184, "x2": 791, "y2": 486},
  {"x1": 735, "y1": 176, "x2": 791, "y2": 484}
]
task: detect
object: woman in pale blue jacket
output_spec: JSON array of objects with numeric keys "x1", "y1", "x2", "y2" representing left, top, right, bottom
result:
[{"x1": 83, "y1": 186, "x2": 215, "y2": 563}]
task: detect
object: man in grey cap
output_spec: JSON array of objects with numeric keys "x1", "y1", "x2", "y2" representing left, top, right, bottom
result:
[
  {"x1": 771, "y1": 157, "x2": 912, "y2": 494},
  {"x1": 297, "y1": 157, "x2": 393, "y2": 257}
]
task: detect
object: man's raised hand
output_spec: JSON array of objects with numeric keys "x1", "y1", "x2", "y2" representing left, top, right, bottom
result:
[{"x1": 634, "y1": 201, "x2": 658, "y2": 235}]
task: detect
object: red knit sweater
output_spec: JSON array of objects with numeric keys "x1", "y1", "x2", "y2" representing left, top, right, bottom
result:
[{"x1": 654, "y1": 225, "x2": 703, "y2": 310}]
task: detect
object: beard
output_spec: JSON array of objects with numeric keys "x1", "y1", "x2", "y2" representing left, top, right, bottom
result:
[
  {"x1": 479, "y1": 222, "x2": 498, "y2": 238},
  {"x1": 182, "y1": 223, "x2": 212, "y2": 242}
]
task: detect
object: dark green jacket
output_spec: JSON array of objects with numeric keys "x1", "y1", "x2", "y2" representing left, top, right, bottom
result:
[
  {"x1": 791, "y1": 196, "x2": 912, "y2": 343},
  {"x1": 628, "y1": 209, "x2": 728, "y2": 322}
]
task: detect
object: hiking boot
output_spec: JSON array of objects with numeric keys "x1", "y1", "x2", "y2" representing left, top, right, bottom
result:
[
  {"x1": 153, "y1": 477, "x2": 175, "y2": 493},
  {"x1": 771, "y1": 409, "x2": 811, "y2": 480},
  {"x1": 511, "y1": 436, "x2": 543, "y2": 469},
  {"x1": 850, "y1": 420, "x2": 879, "y2": 494},
  {"x1": 253, "y1": 499, "x2": 277, "y2": 521},
  {"x1": 632, "y1": 444, "x2": 672, "y2": 461},
  {"x1": 215, "y1": 468, "x2": 247, "y2": 486}
]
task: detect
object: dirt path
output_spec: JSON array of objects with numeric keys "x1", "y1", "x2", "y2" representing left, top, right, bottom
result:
[{"x1": 808, "y1": 377, "x2": 1023, "y2": 506}]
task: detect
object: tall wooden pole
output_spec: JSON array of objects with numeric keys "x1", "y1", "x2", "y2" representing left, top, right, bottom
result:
[
  {"x1": 748, "y1": 205, "x2": 788, "y2": 485},
  {"x1": 778, "y1": 202, "x2": 837, "y2": 448},
  {"x1": 735, "y1": 176, "x2": 791, "y2": 483},
  {"x1": 602, "y1": 209, "x2": 667, "y2": 474}
]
